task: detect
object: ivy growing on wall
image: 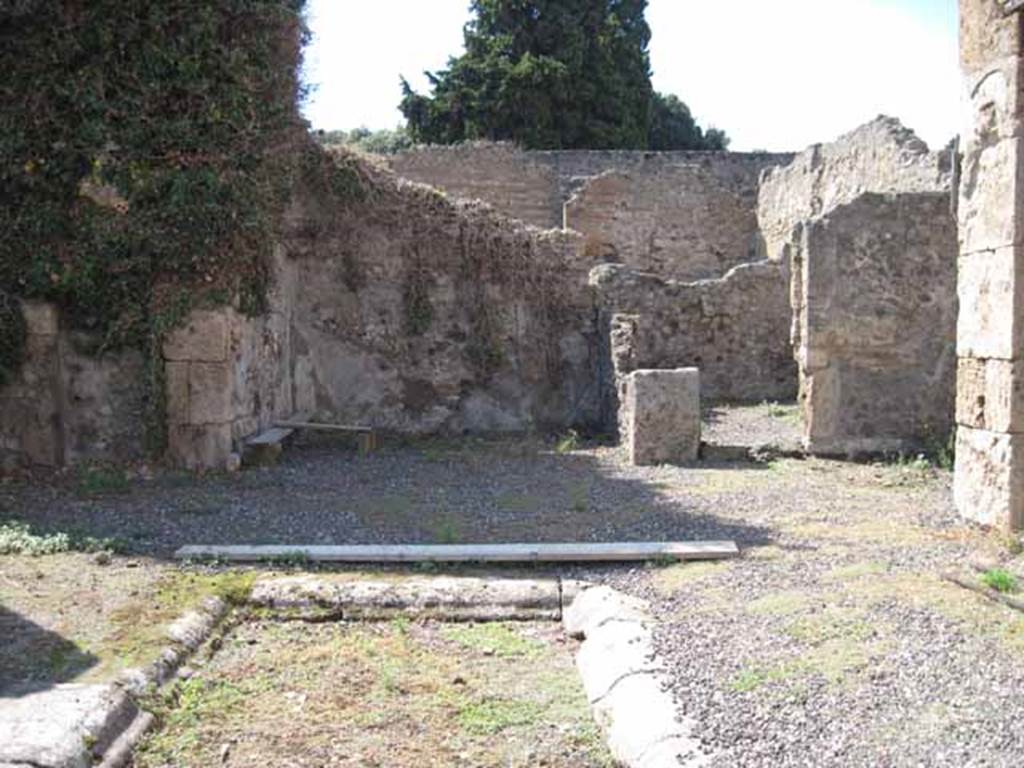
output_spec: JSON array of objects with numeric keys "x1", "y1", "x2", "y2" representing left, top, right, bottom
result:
[{"x1": 0, "y1": 0, "x2": 309, "y2": 451}]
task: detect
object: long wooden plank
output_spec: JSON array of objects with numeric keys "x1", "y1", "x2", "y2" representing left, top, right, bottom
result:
[
  {"x1": 275, "y1": 420, "x2": 374, "y2": 433},
  {"x1": 174, "y1": 541, "x2": 739, "y2": 563}
]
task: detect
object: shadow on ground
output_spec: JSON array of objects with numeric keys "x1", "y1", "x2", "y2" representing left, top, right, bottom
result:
[
  {"x1": 0, "y1": 605, "x2": 98, "y2": 696},
  {"x1": 1, "y1": 433, "x2": 781, "y2": 561}
]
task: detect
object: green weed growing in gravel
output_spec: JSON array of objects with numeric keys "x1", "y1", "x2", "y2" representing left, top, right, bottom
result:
[
  {"x1": 76, "y1": 466, "x2": 131, "y2": 496},
  {"x1": 443, "y1": 623, "x2": 545, "y2": 658},
  {"x1": 0, "y1": 520, "x2": 125, "y2": 556},
  {"x1": 431, "y1": 514, "x2": 462, "y2": 544},
  {"x1": 457, "y1": 697, "x2": 544, "y2": 735},
  {"x1": 982, "y1": 568, "x2": 1018, "y2": 594},
  {"x1": 555, "y1": 430, "x2": 580, "y2": 454}
]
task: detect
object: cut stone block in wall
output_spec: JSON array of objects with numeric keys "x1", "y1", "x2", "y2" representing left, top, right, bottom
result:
[
  {"x1": 794, "y1": 192, "x2": 958, "y2": 455},
  {"x1": 162, "y1": 294, "x2": 294, "y2": 470},
  {"x1": 955, "y1": 0, "x2": 1024, "y2": 530},
  {"x1": 623, "y1": 368, "x2": 700, "y2": 466}
]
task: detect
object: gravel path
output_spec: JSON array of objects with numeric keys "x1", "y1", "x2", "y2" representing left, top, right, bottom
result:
[{"x1": 3, "y1": 406, "x2": 1023, "y2": 766}]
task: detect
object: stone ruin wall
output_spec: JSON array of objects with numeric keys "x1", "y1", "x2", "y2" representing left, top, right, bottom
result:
[
  {"x1": 281, "y1": 158, "x2": 600, "y2": 437},
  {"x1": 0, "y1": 119, "x2": 966, "y2": 471},
  {"x1": 591, "y1": 260, "x2": 796, "y2": 432},
  {"x1": 757, "y1": 116, "x2": 954, "y2": 265},
  {"x1": 163, "y1": 250, "x2": 297, "y2": 469},
  {"x1": 790, "y1": 193, "x2": 958, "y2": 454},
  {"x1": 389, "y1": 144, "x2": 791, "y2": 282},
  {"x1": 0, "y1": 302, "x2": 145, "y2": 471},
  {"x1": 755, "y1": 117, "x2": 959, "y2": 455}
]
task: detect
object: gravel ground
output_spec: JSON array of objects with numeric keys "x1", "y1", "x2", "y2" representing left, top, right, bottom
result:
[{"x1": 3, "y1": 406, "x2": 1024, "y2": 766}]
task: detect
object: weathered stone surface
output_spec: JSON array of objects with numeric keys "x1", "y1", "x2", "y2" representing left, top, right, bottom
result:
[
  {"x1": 592, "y1": 261, "x2": 796, "y2": 408},
  {"x1": 284, "y1": 159, "x2": 602, "y2": 435},
  {"x1": 960, "y1": 0, "x2": 1024, "y2": 79},
  {"x1": 959, "y1": 133, "x2": 1024, "y2": 254},
  {"x1": 20, "y1": 300, "x2": 59, "y2": 335},
  {"x1": 623, "y1": 368, "x2": 700, "y2": 466},
  {"x1": 163, "y1": 309, "x2": 229, "y2": 363},
  {"x1": 957, "y1": 246, "x2": 1024, "y2": 359},
  {"x1": 563, "y1": 156, "x2": 776, "y2": 281},
  {"x1": 955, "y1": 0, "x2": 1024, "y2": 532},
  {"x1": 60, "y1": 340, "x2": 145, "y2": 464},
  {"x1": 758, "y1": 116, "x2": 952, "y2": 265},
  {"x1": 954, "y1": 426, "x2": 1024, "y2": 529},
  {"x1": 563, "y1": 585, "x2": 651, "y2": 638},
  {"x1": 167, "y1": 423, "x2": 232, "y2": 470},
  {"x1": 0, "y1": 684, "x2": 137, "y2": 768},
  {"x1": 165, "y1": 361, "x2": 189, "y2": 427},
  {"x1": 957, "y1": 357, "x2": 1024, "y2": 433},
  {"x1": 390, "y1": 144, "x2": 790, "y2": 282},
  {"x1": 794, "y1": 192, "x2": 958, "y2": 455},
  {"x1": 1, "y1": 302, "x2": 146, "y2": 470},
  {"x1": 576, "y1": 621, "x2": 659, "y2": 703},
  {"x1": 187, "y1": 362, "x2": 232, "y2": 425},
  {"x1": 250, "y1": 575, "x2": 562, "y2": 620},
  {"x1": 591, "y1": 674, "x2": 696, "y2": 767}
]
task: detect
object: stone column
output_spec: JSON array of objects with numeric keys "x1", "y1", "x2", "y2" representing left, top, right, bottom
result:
[{"x1": 955, "y1": 0, "x2": 1024, "y2": 529}]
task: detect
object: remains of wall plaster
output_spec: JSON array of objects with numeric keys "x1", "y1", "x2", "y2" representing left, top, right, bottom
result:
[
  {"x1": 792, "y1": 192, "x2": 958, "y2": 455},
  {"x1": 0, "y1": 301, "x2": 145, "y2": 471},
  {"x1": 590, "y1": 260, "x2": 796, "y2": 416},
  {"x1": 389, "y1": 144, "x2": 790, "y2": 281},
  {"x1": 954, "y1": 0, "x2": 1024, "y2": 529},
  {"x1": 282, "y1": 151, "x2": 600, "y2": 436}
]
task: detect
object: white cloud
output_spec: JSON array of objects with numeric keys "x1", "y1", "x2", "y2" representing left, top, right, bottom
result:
[{"x1": 302, "y1": 0, "x2": 960, "y2": 151}]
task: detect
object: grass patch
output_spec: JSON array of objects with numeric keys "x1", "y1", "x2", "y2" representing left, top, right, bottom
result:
[
  {"x1": 457, "y1": 697, "x2": 544, "y2": 734},
  {"x1": 442, "y1": 623, "x2": 545, "y2": 658},
  {"x1": 495, "y1": 492, "x2": 542, "y2": 514},
  {"x1": 825, "y1": 561, "x2": 888, "y2": 582},
  {"x1": 982, "y1": 568, "x2": 1019, "y2": 594},
  {"x1": 430, "y1": 514, "x2": 462, "y2": 544},
  {"x1": 650, "y1": 561, "x2": 727, "y2": 596},
  {"x1": 554, "y1": 430, "x2": 581, "y2": 455},
  {"x1": 747, "y1": 590, "x2": 813, "y2": 617},
  {"x1": 76, "y1": 465, "x2": 131, "y2": 497},
  {"x1": 0, "y1": 520, "x2": 126, "y2": 556}
]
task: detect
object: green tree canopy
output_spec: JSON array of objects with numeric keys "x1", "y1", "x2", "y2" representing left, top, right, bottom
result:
[{"x1": 400, "y1": 0, "x2": 728, "y2": 151}]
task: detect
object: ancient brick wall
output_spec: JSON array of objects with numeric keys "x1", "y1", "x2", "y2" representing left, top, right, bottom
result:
[
  {"x1": 389, "y1": 144, "x2": 791, "y2": 281},
  {"x1": 590, "y1": 261, "x2": 797, "y2": 415},
  {"x1": 792, "y1": 192, "x2": 958, "y2": 455},
  {"x1": 0, "y1": 302, "x2": 145, "y2": 471}
]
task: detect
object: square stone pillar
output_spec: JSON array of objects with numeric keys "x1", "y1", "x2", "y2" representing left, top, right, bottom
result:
[
  {"x1": 955, "y1": 1, "x2": 1024, "y2": 529},
  {"x1": 623, "y1": 368, "x2": 700, "y2": 466}
]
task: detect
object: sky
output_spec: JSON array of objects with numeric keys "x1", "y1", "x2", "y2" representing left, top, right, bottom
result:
[{"x1": 301, "y1": 0, "x2": 960, "y2": 152}]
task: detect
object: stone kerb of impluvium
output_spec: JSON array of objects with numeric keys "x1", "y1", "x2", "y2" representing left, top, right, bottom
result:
[
  {"x1": 564, "y1": 585, "x2": 711, "y2": 767},
  {"x1": 623, "y1": 368, "x2": 701, "y2": 466}
]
